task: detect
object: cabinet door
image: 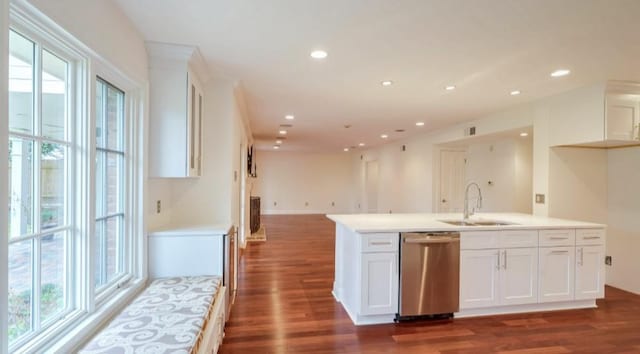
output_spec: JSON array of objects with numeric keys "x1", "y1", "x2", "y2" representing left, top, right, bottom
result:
[
  {"x1": 500, "y1": 248, "x2": 538, "y2": 306},
  {"x1": 538, "y1": 247, "x2": 575, "y2": 303},
  {"x1": 575, "y1": 245, "x2": 605, "y2": 300},
  {"x1": 360, "y1": 252, "x2": 398, "y2": 315},
  {"x1": 606, "y1": 94, "x2": 640, "y2": 141},
  {"x1": 460, "y1": 249, "x2": 500, "y2": 309}
]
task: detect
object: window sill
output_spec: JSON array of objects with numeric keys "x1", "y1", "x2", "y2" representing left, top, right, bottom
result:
[{"x1": 13, "y1": 277, "x2": 146, "y2": 354}]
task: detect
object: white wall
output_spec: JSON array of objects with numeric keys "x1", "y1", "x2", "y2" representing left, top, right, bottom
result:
[
  {"x1": 253, "y1": 150, "x2": 354, "y2": 214},
  {"x1": 466, "y1": 138, "x2": 532, "y2": 213},
  {"x1": 547, "y1": 147, "x2": 608, "y2": 223},
  {"x1": 606, "y1": 147, "x2": 640, "y2": 294}
]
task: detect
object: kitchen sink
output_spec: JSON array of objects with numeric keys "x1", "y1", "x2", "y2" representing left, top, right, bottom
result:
[{"x1": 439, "y1": 219, "x2": 516, "y2": 226}]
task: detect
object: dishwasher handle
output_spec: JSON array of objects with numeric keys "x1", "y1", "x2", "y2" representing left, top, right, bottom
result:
[{"x1": 404, "y1": 236, "x2": 459, "y2": 244}]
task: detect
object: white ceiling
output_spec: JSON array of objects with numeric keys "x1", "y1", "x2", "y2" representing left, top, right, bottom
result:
[{"x1": 115, "y1": 0, "x2": 640, "y2": 152}]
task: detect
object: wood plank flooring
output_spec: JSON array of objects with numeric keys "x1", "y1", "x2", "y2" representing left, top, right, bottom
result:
[{"x1": 220, "y1": 214, "x2": 640, "y2": 353}]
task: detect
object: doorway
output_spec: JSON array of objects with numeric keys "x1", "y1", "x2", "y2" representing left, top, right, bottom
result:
[{"x1": 438, "y1": 149, "x2": 466, "y2": 212}]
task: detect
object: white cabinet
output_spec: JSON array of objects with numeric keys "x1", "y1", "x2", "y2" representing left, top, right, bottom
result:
[
  {"x1": 575, "y1": 229, "x2": 606, "y2": 300},
  {"x1": 547, "y1": 81, "x2": 640, "y2": 147},
  {"x1": 606, "y1": 93, "x2": 640, "y2": 141},
  {"x1": 538, "y1": 246, "x2": 575, "y2": 303},
  {"x1": 360, "y1": 252, "x2": 398, "y2": 315},
  {"x1": 460, "y1": 249, "x2": 499, "y2": 308},
  {"x1": 500, "y1": 248, "x2": 538, "y2": 306},
  {"x1": 147, "y1": 42, "x2": 209, "y2": 178},
  {"x1": 460, "y1": 230, "x2": 538, "y2": 309}
]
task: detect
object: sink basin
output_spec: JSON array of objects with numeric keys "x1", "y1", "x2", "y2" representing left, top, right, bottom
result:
[
  {"x1": 438, "y1": 219, "x2": 516, "y2": 226},
  {"x1": 438, "y1": 220, "x2": 477, "y2": 226}
]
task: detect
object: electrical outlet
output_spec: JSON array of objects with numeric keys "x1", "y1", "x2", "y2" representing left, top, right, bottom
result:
[
  {"x1": 305, "y1": 202, "x2": 309, "y2": 206},
  {"x1": 605, "y1": 256, "x2": 612, "y2": 266},
  {"x1": 535, "y1": 194, "x2": 545, "y2": 204},
  {"x1": 331, "y1": 201, "x2": 335, "y2": 206},
  {"x1": 273, "y1": 201, "x2": 277, "y2": 206},
  {"x1": 156, "y1": 200, "x2": 161, "y2": 214}
]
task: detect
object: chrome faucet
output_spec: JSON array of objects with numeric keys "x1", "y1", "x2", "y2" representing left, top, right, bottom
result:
[{"x1": 463, "y1": 182, "x2": 483, "y2": 220}]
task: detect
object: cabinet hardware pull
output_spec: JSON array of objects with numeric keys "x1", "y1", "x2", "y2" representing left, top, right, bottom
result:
[
  {"x1": 496, "y1": 251, "x2": 501, "y2": 270},
  {"x1": 550, "y1": 250, "x2": 569, "y2": 254},
  {"x1": 579, "y1": 247, "x2": 584, "y2": 266},
  {"x1": 371, "y1": 241, "x2": 392, "y2": 246},
  {"x1": 503, "y1": 250, "x2": 507, "y2": 269},
  {"x1": 550, "y1": 237, "x2": 568, "y2": 240},
  {"x1": 583, "y1": 236, "x2": 600, "y2": 240}
]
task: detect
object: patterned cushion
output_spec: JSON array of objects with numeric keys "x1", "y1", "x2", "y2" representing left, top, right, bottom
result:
[{"x1": 80, "y1": 276, "x2": 222, "y2": 354}]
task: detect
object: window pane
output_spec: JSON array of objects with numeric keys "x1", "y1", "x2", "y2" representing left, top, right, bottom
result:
[
  {"x1": 106, "y1": 84, "x2": 124, "y2": 151},
  {"x1": 95, "y1": 151, "x2": 105, "y2": 218},
  {"x1": 94, "y1": 220, "x2": 105, "y2": 287},
  {"x1": 9, "y1": 138, "x2": 34, "y2": 238},
  {"x1": 41, "y1": 142, "x2": 66, "y2": 229},
  {"x1": 9, "y1": 30, "x2": 34, "y2": 134},
  {"x1": 41, "y1": 50, "x2": 67, "y2": 140},
  {"x1": 9, "y1": 239, "x2": 34, "y2": 342},
  {"x1": 107, "y1": 152, "x2": 123, "y2": 215},
  {"x1": 41, "y1": 232, "x2": 66, "y2": 322},
  {"x1": 106, "y1": 216, "x2": 122, "y2": 281}
]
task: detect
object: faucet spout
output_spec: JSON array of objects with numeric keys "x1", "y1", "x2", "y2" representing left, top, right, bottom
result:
[{"x1": 463, "y1": 182, "x2": 483, "y2": 220}]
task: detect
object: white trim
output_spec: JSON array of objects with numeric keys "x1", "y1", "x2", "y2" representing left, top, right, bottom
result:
[
  {"x1": 24, "y1": 279, "x2": 146, "y2": 354},
  {"x1": 455, "y1": 300, "x2": 597, "y2": 318},
  {"x1": 1, "y1": 0, "x2": 10, "y2": 353}
]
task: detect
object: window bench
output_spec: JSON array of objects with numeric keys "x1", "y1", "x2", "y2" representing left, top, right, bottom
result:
[{"x1": 79, "y1": 276, "x2": 226, "y2": 354}]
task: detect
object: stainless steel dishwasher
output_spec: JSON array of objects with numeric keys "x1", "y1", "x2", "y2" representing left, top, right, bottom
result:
[{"x1": 397, "y1": 232, "x2": 460, "y2": 321}]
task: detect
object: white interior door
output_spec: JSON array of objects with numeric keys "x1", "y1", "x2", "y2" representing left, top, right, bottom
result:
[
  {"x1": 439, "y1": 149, "x2": 466, "y2": 212},
  {"x1": 365, "y1": 160, "x2": 379, "y2": 213}
]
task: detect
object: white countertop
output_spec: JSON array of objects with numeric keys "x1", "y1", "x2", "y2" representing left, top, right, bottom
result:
[
  {"x1": 148, "y1": 223, "x2": 233, "y2": 236},
  {"x1": 326, "y1": 212, "x2": 605, "y2": 233}
]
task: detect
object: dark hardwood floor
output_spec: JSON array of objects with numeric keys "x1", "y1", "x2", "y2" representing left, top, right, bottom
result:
[{"x1": 220, "y1": 214, "x2": 640, "y2": 353}]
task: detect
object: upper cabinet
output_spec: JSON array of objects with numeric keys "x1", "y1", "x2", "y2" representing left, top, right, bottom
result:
[
  {"x1": 605, "y1": 92, "x2": 640, "y2": 142},
  {"x1": 548, "y1": 81, "x2": 640, "y2": 148},
  {"x1": 147, "y1": 42, "x2": 209, "y2": 178}
]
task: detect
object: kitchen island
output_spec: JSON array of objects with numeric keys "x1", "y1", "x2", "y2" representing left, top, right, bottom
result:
[{"x1": 326, "y1": 213, "x2": 606, "y2": 325}]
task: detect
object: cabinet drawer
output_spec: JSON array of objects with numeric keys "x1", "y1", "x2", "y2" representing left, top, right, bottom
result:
[
  {"x1": 499, "y1": 230, "x2": 538, "y2": 248},
  {"x1": 539, "y1": 229, "x2": 576, "y2": 247},
  {"x1": 576, "y1": 229, "x2": 605, "y2": 246},
  {"x1": 461, "y1": 231, "x2": 500, "y2": 250},
  {"x1": 361, "y1": 233, "x2": 398, "y2": 252}
]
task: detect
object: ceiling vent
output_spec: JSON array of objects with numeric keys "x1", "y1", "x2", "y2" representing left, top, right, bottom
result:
[{"x1": 464, "y1": 126, "x2": 477, "y2": 136}]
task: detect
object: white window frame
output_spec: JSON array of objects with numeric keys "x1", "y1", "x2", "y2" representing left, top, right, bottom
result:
[{"x1": 6, "y1": 2, "x2": 147, "y2": 353}]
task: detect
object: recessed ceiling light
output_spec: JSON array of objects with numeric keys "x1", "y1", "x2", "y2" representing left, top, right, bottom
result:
[
  {"x1": 416, "y1": 122, "x2": 425, "y2": 126},
  {"x1": 310, "y1": 50, "x2": 328, "y2": 59},
  {"x1": 279, "y1": 130, "x2": 287, "y2": 135},
  {"x1": 445, "y1": 85, "x2": 456, "y2": 91},
  {"x1": 285, "y1": 115, "x2": 295, "y2": 120},
  {"x1": 381, "y1": 80, "x2": 393, "y2": 86},
  {"x1": 520, "y1": 132, "x2": 529, "y2": 137},
  {"x1": 273, "y1": 145, "x2": 280, "y2": 149},
  {"x1": 358, "y1": 142, "x2": 365, "y2": 147},
  {"x1": 510, "y1": 90, "x2": 521, "y2": 96},
  {"x1": 550, "y1": 69, "x2": 570, "y2": 77},
  {"x1": 276, "y1": 140, "x2": 282, "y2": 144},
  {"x1": 343, "y1": 148, "x2": 349, "y2": 152},
  {"x1": 380, "y1": 134, "x2": 388, "y2": 139}
]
